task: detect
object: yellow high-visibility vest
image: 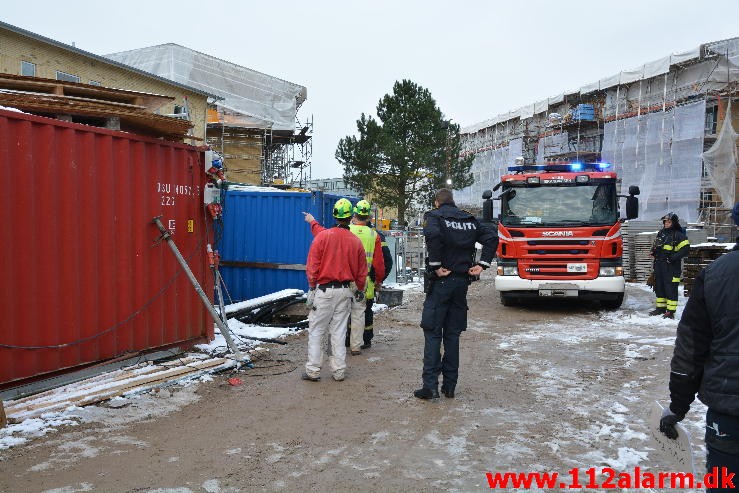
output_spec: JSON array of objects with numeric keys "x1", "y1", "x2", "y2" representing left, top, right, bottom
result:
[{"x1": 350, "y1": 224, "x2": 378, "y2": 299}]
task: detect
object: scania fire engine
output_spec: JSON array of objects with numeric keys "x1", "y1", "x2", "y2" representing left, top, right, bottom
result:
[{"x1": 483, "y1": 161, "x2": 639, "y2": 309}]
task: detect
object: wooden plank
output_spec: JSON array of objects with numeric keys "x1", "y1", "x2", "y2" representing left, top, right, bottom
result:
[
  {"x1": 5, "y1": 359, "x2": 232, "y2": 422},
  {"x1": 0, "y1": 400, "x2": 6, "y2": 428}
]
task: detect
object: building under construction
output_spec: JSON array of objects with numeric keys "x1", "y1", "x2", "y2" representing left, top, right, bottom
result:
[
  {"x1": 458, "y1": 38, "x2": 738, "y2": 240},
  {"x1": 106, "y1": 44, "x2": 312, "y2": 186}
]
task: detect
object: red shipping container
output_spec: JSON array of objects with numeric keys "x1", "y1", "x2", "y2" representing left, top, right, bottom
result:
[{"x1": 0, "y1": 109, "x2": 214, "y2": 388}]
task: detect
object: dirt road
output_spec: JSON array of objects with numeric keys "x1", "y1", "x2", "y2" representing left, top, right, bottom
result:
[{"x1": 0, "y1": 272, "x2": 703, "y2": 492}]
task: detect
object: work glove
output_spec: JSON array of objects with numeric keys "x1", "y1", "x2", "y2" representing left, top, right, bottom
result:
[
  {"x1": 354, "y1": 290, "x2": 365, "y2": 303},
  {"x1": 659, "y1": 407, "x2": 683, "y2": 440},
  {"x1": 306, "y1": 288, "x2": 316, "y2": 309}
]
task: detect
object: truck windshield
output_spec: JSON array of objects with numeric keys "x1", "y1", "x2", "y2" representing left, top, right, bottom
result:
[{"x1": 500, "y1": 183, "x2": 618, "y2": 227}]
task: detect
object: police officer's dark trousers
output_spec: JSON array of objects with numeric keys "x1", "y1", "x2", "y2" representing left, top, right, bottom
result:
[
  {"x1": 705, "y1": 408, "x2": 739, "y2": 492},
  {"x1": 654, "y1": 260, "x2": 680, "y2": 312},
  {"x1": 420, "y1": 274, "x2": 469, "y2": 392}
]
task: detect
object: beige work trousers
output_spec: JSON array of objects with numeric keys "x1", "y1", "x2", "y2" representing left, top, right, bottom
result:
[
  {"x1": 305, "y1": 286, "x2": 352, "y2": 379},
  {"x1": 349, "y1": 296, "x2": 366, "y2": 351}
]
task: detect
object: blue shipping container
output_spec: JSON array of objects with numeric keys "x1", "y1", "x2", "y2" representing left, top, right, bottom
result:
[{"x1": 218, "y1": 188, "x2": 359, "y2": 301}]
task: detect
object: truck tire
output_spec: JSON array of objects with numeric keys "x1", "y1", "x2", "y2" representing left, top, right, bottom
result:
[
  {"x1": 500, "y1": 293, "x2": 516, "y2": 307},
  {"x1": 601, "y1": 294, "x2": 624, "y2": 310}
]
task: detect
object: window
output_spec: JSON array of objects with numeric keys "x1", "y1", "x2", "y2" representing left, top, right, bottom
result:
[
  {"x1": 56, "y1": 71, "x2": 80, "y2": 83},
  {"x1": 20, "y1": 60, "x2": 36, "y2": 77},
  {"x1": 89, "y1": 80, "x2": 101, "y2": 86}
]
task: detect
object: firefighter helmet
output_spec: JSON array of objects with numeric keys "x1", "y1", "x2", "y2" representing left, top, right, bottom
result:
[
  {"x1": 354, "y1": 199, "x2": 371, "y2": 216},
  {"x1": 333, "y1": 198, "x2": 353, "y2": 219}
]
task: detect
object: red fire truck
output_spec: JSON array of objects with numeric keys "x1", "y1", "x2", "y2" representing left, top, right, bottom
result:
[{"x1": 483, "y1": 161, "x2": 639, "y2": 309}]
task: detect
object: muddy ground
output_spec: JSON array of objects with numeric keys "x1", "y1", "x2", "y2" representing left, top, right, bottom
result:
[{"x1": 0, "y1": 272, "x2": 704, "y2": 492}]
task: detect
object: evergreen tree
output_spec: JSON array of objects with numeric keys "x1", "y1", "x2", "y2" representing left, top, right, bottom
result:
[{"x1": 336, "y1": 79, "x2": 473, "y2": 224}]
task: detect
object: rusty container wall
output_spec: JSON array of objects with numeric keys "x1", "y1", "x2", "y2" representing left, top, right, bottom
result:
[{"x1": 0, "y1": 109, "x2": 214, "y2": 387}]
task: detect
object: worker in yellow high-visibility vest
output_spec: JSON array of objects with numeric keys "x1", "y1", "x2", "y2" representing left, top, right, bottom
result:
[{"x1": 303, "y1": 200, "x2": 385, "y2": 355}]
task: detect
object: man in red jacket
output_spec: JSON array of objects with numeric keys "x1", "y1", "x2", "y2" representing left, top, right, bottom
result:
[
  {"x1": 302, "y1": 198, "x2": 367, "y2": 382},
  {"x1": 304, "y1": 199, "x2": 384, "y2": 355}
]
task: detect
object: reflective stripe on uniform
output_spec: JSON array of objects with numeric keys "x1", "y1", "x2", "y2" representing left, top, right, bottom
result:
[
  {"x1": 675, "y1": 239, "x2": 690, "y2": 251},
  {"x1": 656, "y1": 297, "x2": 667, "y2": 308},
  {"x1": 666, "y1": 299, "x2": 678, "y2": 310},
  {"x1": 662, "y1": 244, "x2": 674, "y2": 251},
  {"x1": 672, "y1": 277, "x2": 681, "y2": 283}
]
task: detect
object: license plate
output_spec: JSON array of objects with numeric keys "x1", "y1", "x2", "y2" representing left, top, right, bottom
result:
[{"x1": 567, "y1": 263, "x2": 587, "y2": 273}]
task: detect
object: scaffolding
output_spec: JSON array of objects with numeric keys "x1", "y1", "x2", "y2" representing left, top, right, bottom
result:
[{"x1": 458, "y1": 37, "x2": 739, "y2": 230}]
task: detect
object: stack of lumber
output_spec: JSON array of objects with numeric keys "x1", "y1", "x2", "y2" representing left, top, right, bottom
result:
[
  {"x1": 621, "y1": 221, "x2": 659, "y2": 281},
  {"x1": 0, "y1": 73, "x2": 193, "y2": 141},
  {"x1": 683, "y1": 243, "x2": 734, "y2": 297},
  {"x1": 634, "y1": 231, "x2": 658, "y2": 282},
  {"x1": 3, "y1": 356, "x2": 234, "y2": 424}
]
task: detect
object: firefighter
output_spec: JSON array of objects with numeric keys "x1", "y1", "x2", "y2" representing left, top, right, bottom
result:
[
  {"x1": 415, "y1": 188, "x2": 498, "y2": 400},
  {"x1": 302, "y1": 199, "x2": 384, "y2": 355},
  {"x1": 649, "y1": 212, "x2": 690, "y2": 319},
  {"x1": 302, "y1": 198, "x2": 367, "y2": 382},
  {"x1": 660, "y1": 202, "x2": 739, "y2": 491}
]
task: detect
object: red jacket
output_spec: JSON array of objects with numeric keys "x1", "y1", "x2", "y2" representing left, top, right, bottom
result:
[
  {"x1": 310, "y1": 220, "x2": 385, "y2": 283},
  {"x1": 306, "y1": 225, "x2": 367, "y2": 291}
]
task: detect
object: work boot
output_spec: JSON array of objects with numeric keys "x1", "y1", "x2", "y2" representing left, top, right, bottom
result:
[
  {"x1": 332, "y1": 371, "x2": 345, "y2": 382},
  {"x1": 413, "y1": 387, "x2": 439, "y2": 400},
  {"x1": 441, "y1": 386, "x2": 455, "y2": 399},
  {"x1": 350, "y1": 350, "x2": 361, "y2": 356},
  {"x1": 301, "y1": 372, "x2": 320, "y2": 382},
  {"x1": 662, "y1": 310, "x2": 675, "y2": 319},
  {"x1": 648, "y1": 307, "x2": 666, "y2": 316},
  {"x1": 360, "y1": 342, "x2": 372, "y2": 350}
]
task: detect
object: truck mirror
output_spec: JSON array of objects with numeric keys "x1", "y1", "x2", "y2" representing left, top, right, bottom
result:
[
  {"x1": 628, "y1": 185, "x2": 640, "y2": 196},
  {"x1": 626, "y1": 196, "x2": 639, "y2": 220},
  {"x1": 482, "y1": 189, "x2": 492, "y2": 200},
  {"x1": 483, "y1": 198, "x2": 494, "y2": 222},
  {"x1": 492, "y1": 182, "x2": 503, "y2": 192}
]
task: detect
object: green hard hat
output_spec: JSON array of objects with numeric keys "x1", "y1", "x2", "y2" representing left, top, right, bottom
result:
[
  {"x1": 354, "y1": 199, "x2": 371, "y2": 216},
  {"x1": 333, "y1": 198, "x2": 353, "y2": 219}
]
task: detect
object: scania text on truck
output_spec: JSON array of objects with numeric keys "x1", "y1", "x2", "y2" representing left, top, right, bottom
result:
[{"x1": 482, "y1": 161, "x2": 640, "y2": 309}]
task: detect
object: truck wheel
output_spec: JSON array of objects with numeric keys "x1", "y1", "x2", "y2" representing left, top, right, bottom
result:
[
  {"x1": 500, "y1": 293, "x2": 516, "y2": 307},
  {"x1": 601, "y1": 294, "x2": 624, "y2": 310}
]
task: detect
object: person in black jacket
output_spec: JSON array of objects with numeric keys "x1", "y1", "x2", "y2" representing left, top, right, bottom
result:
[
  {"x1": 649, "y1": 212, "x2": 690, "y2": 319},
  {"x1": 660, "y1": 202, "x2": 739, "y2": 492},
  {"x1": 414, "y1": 188, "x2": 498, "y2": 400}
]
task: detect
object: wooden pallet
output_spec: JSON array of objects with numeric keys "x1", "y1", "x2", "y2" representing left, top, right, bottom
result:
[{"x1": 3, "y1": 356, "x2": 234, "y2": 424}]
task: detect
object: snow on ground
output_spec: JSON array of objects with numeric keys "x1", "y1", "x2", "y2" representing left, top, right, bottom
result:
[{"x1": 0, "y1": 281, "x2": 704, "y2": 466}]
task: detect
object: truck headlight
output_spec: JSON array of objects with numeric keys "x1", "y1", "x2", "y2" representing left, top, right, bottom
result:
[
  {"x1": 599, "y1": 266, "x2": 623, "y2": 277},
  {"x1": 497, "y1": 265, "x2": 519, "y2": 276}
]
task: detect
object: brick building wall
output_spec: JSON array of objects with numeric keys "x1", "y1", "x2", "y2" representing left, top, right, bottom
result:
[{"x1": 0, "y1": 28, "x2": 208, "y2": 139}]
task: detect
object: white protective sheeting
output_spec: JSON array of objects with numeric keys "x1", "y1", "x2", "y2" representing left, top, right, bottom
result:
[
  {"x1": 703, "y1": 99, "x2": 738, "y2": 209},
  {"x1": 106, "y1": 44, "x2": 307, "y2": 131},
  {"x1": 456, "y1": 138, "x2": 523, "y2": 207},
  {"x1": 602, "y1": 100, "x2": 706, "y2": 223}
]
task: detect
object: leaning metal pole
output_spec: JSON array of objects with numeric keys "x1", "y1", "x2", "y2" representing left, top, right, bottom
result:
[{"x1": 152, "y1": 216, "x2": 250, "y2": 365}]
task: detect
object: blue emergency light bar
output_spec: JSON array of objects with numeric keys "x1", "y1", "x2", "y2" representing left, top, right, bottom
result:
[{"x1": 507, "y1": 162, "x2": 612, "y2": 173}]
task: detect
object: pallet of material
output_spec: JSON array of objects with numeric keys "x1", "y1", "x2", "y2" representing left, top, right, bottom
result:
[
  {"x1": 2, "y1": 356, "x2": 234, "y2": 424},
  {"x1": 682, "y1": 243, "x2": 734, "y2": 297}
]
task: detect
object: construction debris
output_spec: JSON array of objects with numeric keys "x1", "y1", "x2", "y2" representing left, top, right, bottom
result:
[
  {"x1": 3, "y1": 356, "x2": 234, "y2": 424},
  {"x1": 0, "y1": 73, "x2": 194, "y2": 140}
]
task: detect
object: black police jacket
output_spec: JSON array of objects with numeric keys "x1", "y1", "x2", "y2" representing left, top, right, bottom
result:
[
  {"x1": 669, "y1": 249, "x2": 739, "y2": 417},
  {"x1": 423, "y1": 204, "x2": 498, "y2": 274}
]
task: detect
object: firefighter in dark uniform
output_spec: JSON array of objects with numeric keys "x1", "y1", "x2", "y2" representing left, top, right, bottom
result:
[
  {"x1": 414, "y1": 188, "x2": 498, "y2": 400},
  {"x1": 660, "y1": 202, "x2": 739, "y2": 493},
  {"x1": 650, "y1": 212, "x2": 690, "y2": 319}
]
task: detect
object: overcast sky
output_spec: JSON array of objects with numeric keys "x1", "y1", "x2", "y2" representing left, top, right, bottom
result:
[{"x1": 3, "y1": 1, "x2": 738, "y2": 179}]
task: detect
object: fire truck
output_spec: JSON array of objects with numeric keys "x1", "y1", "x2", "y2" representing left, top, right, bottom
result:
[{"x1": 482, "y1": 161, "x2": 640, "y2": 309}]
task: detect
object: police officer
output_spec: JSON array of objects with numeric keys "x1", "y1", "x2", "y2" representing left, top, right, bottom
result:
[
  {"x1": 414, "y1": 188, "x2": 498, "y2": 400},
  {"x1": 650, "y1": 212, "x2": 690, "y2": 319},
  {"x1": 660, "y1": 203, "x2": 739, "y2": 492}
]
